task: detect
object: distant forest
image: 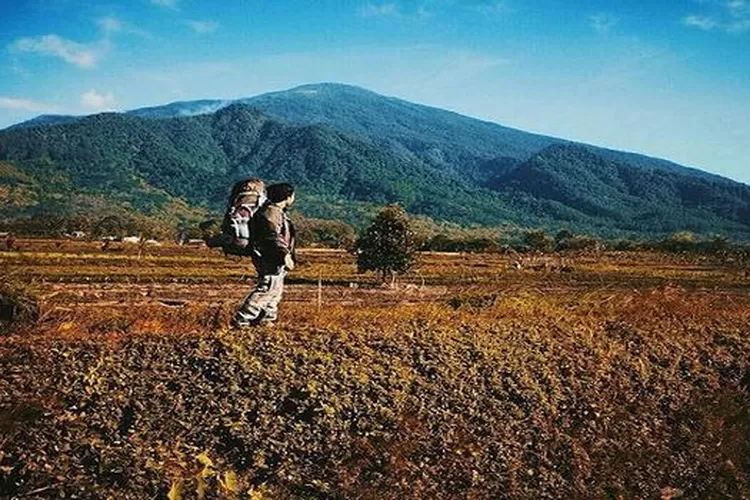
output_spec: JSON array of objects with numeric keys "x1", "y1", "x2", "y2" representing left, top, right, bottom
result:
[{"x1": 2, "y1": 84, "x2": 749, "y2": 242}]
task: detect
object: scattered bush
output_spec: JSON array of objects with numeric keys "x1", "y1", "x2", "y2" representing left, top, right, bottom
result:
[
  {"x1": 660, "y1": 231, "x2": 697, "y2": 253},
  {"x1": 609, "y1": 239, "x2": 642, "y2": 251},
  {"x1": 0, "y1": 277, "x2": 42, "y2": 333},
  {"x1": 555, "y1": 234, "x2": 602, "y2": 252},
  {"x1": 294, "y1": 216, "x2": 356, "y2": 249},
  {"x1": 356, "y1": 205, "x2": 418, "y2": 281},
  {"x1": 523, "y1": 230, "x2": 554, "y2": 252}
]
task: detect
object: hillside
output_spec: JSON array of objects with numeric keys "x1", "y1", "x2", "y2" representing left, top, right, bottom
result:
[
  {"x1": 2, "y1": 84, "x2": 750, "y2": 239},
  {"x1": 125, "y1": 83, "x2": 731, "y2": 186},
  {"x1": 0, "y1": 105, "x2": 518, "y2": 228},
  {"x1": 491, "y1": 144, "x2": 750, "y2": 235},
  {"x1": 6, "y1": 114, "x2": 81, "y2": 130}
]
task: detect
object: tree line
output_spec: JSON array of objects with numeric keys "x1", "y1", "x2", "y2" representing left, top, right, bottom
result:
[{"x1": 2, "y1": 206, "x2": 747, "y2": 259}]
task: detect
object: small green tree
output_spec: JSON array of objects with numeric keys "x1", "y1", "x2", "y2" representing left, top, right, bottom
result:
[
  {"x1": 523, "y1": 230, "x2": 553, "y2": 252},
  {"x1": 356, "y1": 205, "x2": 418, "y2": 282},
  {"x1": 92, "y1": 215, "x2": 126, "y2": 239}
]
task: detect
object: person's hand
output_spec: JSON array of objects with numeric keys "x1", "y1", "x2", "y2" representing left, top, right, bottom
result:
[{"x1": 284, "y1": 253, "x2": 295, "y2": 271}]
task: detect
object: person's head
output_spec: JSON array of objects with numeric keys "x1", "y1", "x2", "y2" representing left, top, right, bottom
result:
[{"x1": 266, "y1": 183, "x2": 295, "y2": 207}]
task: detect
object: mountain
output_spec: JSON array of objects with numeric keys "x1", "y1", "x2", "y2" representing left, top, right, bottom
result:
[
  {"x1": 129, "y1": 99, "x2": 231, "y2": 119},
  {"x1": 241, "y1": 84, "x2": 731, "y2": 186},
  {"x1": 6, "y1": 114, "x2": 81, "y2": 130},
  {"x1": 10, "y1": 83, "x2": 727, "y2": 185},
  {"x1": 240, "y1": 84, "x2": 564, "y2": 182},
  {"x1": 2, "y1": 84, "x2": 749, "y2": 239},
  {"x1": 491, "y1": 144, "x2": 750, "y2": 235},
  {"x1": 0, "y1": 104, "x2": 518, "y2": 227},
  {"x1": 122, "y1": 84, "x2": 563, "y2": 185},
  {"x1": 8, "y1": 84, "x2": 561, "y2": 184}
]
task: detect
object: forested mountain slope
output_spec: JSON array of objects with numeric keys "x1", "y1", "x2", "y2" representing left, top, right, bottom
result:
[{"x1": 3, "y1": 85, "x2": 749, "y2": 239}]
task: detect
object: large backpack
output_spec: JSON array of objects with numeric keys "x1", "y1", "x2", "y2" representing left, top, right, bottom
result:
[{"x1": 205, "y1": 178, "x2": 266, "y2": 256}]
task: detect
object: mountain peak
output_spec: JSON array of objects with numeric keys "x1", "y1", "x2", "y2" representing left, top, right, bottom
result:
[
  {"x1": 2, "y1": 84, "x2": 750, "y2": 239},
  {"x1": 248, "y1": 83, "x2": 384, "y2": 106},
  {"x1": 285, "y1": 82, "x2": 375, "y2": 95}
]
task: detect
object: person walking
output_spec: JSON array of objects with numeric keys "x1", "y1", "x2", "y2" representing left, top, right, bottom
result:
[{"x1": 231, "y1": 183, "x2": 296, "y2": 328}]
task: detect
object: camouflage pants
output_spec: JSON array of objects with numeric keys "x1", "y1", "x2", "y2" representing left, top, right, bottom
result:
[{"x1": 233, "y1": 268, "x2": 286, "y2": 325}]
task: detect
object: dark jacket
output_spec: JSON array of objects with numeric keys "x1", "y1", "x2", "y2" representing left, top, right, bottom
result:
[{"x1": 251, "y1": 203, "x2": 296, "y2": 273}]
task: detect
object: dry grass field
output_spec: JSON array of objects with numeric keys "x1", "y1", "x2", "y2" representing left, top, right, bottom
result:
[{"x1": 1, "y1": 239, "x2": 749, "y2": 498}]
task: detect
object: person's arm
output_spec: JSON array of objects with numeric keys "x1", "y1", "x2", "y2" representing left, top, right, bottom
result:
[
  {"x1": 288, "y1": 216, "x2": 297, "y2": 263},
  {"x1": 254, "y1": 207, "x2": 290, "y2": 265}
]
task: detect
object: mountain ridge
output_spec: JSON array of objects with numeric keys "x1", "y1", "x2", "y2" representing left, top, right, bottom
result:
[
  {"x1": 8, "y1": 83, "x2": 739, "y2": 187},
  {"x1": 1, "y1": 84, "x2": 748, "y2": 239}
]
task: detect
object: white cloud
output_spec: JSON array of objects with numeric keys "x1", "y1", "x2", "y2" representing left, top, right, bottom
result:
[
  {"x1": 96, "y1": 16, "x2": 152, "y2": 39},
  {"x1": 468, "y1": 1, "x2": 512, "y2": 16},
  {"x1": 682, "y1": 14, "x2": 719, "y2": 30},
  {"x1": 12, "y1": 34, "x2": 103, "y2": 68},
  {"x1": 97, "y1": 16, "x2": 122, "y2": 34},
  {"x1": 0, "y1": 96, "x2": 56, "y2": 113},
  {"x1": 151, "y1": 0, "x2": 179, "y2": 8},
  {"x1": 727, "y1": 0, "x2": 750, "y2": 17},
  {"x1": 682, "y1": 0, "x2": 750, "y2": 33},
  {"x1": 81, "y1": 89, "x2": 116, "y2": 111},
  {"x1": 360, "y1": 3, "x2": 400, "y2": 18},
  {"x1": 359, "y1": 1, "x2": 512, "y2": 21},
  {"x1": 184, "y1": 20, "x2": 219, "y2": 34},
  {"x1": 590, "y1": 13, "x2": 619, "y2": 34}
]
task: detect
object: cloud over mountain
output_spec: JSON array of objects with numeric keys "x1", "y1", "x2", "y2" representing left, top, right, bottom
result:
[
  {"x1": 0, "y1": 97, "x2": 55, "y2": 113},
  {"x1": 11, "y1": 34, "x2": 103, "y2": 69},
  {"x1": 81, "y1": 90, "x2": 116, "y2": 111}
]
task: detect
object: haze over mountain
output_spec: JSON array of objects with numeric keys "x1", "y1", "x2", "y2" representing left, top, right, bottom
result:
[{"x1": 2, "y1": 84, "x2": 749, "y2": 239}]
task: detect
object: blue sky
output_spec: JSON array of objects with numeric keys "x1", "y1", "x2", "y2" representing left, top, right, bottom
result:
[{"x1": 1, "y1": 0, "x2": 749, "y2": 184}]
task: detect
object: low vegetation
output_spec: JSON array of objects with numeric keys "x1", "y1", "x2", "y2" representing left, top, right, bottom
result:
[{"x1": 1, "y1": 240, "x2": 749, "y2": 498}]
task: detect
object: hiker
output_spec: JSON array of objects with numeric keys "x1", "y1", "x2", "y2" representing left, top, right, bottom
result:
[{"x1": 232, "y1": 183, "x2": 296, "y2": 328}]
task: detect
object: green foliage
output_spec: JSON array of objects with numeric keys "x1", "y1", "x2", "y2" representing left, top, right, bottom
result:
[
  {"x1": 2, "y1": 210, "x2": 185, "y2": 240},
  {"x1": 0, "y1": 105, "x2": 519, "y2": 230},
  {"x1": 3, "y1": 86, "x2": 750, "y2": 241},
  {"x1": 523, "y1": 230, "x2": 554, "y2": 252},
  {"x1": 426, "y1": 233, "x2": 500, "y2": 253},
  {"x1": 493, "y1": 144, "x2": 750, "y2": 239},
  {"x1": 555, "y1": 229, "x2": 574, "y2": 242},
  {"x1": 0, "y1": 161, "x2": 34, "y2": 185},
  {"x1": 356, "y1": 205, "x2": 418, "y2": 280},
  {"x1": 554, "y1": 232, "x2": 602, "y2": 252},
  {"x1": 701, "y1": 235, "x2": 731, "y2": 254},
  {"x1": 656, "y1": 232, "x2": 739, "y2": 256},
  {"x1": 407, "y1": 214, "x2": 504, "y2": 252},
  {"x1": 293, "y1": 214, "x2": 356, "y2": 249},
  {"x1": 242, "y1": 84, "x2": 558, "y2": 185}
]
